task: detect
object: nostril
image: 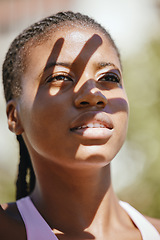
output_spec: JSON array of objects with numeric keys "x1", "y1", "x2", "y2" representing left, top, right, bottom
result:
[
  {"x1": 75, "y1": 95, "x2": 108, "y2": 108},
  {"x1": 97, "y1": 101, "x2": 104, "y2": 105},
  {"x1": 80, "y1": 101, "x2": 89, "y2": 106}
]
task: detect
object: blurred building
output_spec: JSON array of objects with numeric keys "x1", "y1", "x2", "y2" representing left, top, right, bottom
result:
[{"x1": 0, "y1": 0, "x2": 73, "y2": 34}]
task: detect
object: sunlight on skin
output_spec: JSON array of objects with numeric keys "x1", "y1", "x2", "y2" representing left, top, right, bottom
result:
[
  {"x1": 49, "y1": 33, "x2": 103, "y2": 96},
  {"x1": 49, "y1": 85, "x2": 62, "y2": 96},
  {"x1": 16, "y1": 26, "x2": 128, "y2": 176}
]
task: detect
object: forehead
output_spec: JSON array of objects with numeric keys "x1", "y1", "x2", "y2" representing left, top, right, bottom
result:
[{"x1": 24, "y1": 26, "x2": 121, "y2": 76}]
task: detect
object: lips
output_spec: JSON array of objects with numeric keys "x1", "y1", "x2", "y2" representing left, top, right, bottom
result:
[
  {"x1": 70, "y1": 111, "x2": 113, "y2": 140},
  {"x1": 75, "y1": 122, "x2": 106, "y2": 130}
]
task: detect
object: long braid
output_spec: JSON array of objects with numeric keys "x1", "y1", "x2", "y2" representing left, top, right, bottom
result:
[{"x1": 16, "y1": 135, "x2": 35, "y2": 200}]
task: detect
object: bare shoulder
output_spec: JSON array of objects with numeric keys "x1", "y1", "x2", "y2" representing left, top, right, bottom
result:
[
  {"x1": 1, "y1": 201, "x2": 19, "y2": 218},
  {"x1": 146, "y1": 215, "x2": 160, "y2": 233},
  {"x1": 0, "y1": 202, "x2": 26, "y2": 240}
]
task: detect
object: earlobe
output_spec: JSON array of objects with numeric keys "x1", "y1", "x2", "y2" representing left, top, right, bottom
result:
[{"x1": 6, "y1": 100, "x2": 24, "y2": 135}]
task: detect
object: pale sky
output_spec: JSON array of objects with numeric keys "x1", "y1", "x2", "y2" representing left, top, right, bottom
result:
[{"x1": 72, "y1": 0, "x2": 159, "y2": 56}]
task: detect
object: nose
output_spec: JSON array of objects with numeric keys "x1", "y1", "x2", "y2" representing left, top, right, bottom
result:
[{"x1": 74, "y1": 80, "x2": 108, "y2": 108}]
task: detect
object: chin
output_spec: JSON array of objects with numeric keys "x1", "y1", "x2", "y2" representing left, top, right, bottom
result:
[{"x1": 74, "y1": 145, "x2": 114, "y2": 168}]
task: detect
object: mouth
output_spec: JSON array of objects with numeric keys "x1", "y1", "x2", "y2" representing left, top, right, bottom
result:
[
  {"x1": 71, "y1": 122, "x2": 111, "y2": 130},
  {"x1": 70, "y1": 112, "x2": 113, "y2": 140}
]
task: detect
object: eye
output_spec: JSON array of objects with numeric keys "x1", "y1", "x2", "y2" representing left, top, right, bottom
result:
[
  {"x1": 99, "y1": 73, "x2": 120, "y2": 84},
  {"x1": 46, "y1": 74, "x2": 73, "y2": 83}
]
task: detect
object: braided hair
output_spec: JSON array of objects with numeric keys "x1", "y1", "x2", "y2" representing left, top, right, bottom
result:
[
  {"x1": 16, "y1": 135, "x2": 35, "y2": 199},
  {"x1": 2, "y1": 11, "x2": 120, "y2": 200}
]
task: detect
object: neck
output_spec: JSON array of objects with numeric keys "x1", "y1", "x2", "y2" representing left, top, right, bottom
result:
[{"x1": 31, "y1": 163, "x2": 120, "y2": 237}]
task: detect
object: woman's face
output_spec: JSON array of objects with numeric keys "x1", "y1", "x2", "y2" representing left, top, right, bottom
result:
[{"x1": 15, "y1": 26, "x2": 129, "y2": 169}]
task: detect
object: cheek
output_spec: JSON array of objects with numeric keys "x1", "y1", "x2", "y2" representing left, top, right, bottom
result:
[
  {"x1": 107, "y1": 87, "x2": 129, "y2": 116},
  {"x1": 109, "y1": 90, "x2": 129, "y2": 142},
  {"x1": 22, "y1": 87, "x2": 75, "y2": 156},
  {"x1": 110, "y1": 98, "x2": 129, "y2": 113},
  {"x1": 114, "y1": 102, "x2": 129, "y2": 150},
  {"x1": 31, "y1": 99, "x2": 67, "y2": 137},
  {"x1": 21, "y1": 105, "x2": 66, "y2": 161},
  {"x1": 116, "y1": 95, "x2": 129, "y2": 128}
]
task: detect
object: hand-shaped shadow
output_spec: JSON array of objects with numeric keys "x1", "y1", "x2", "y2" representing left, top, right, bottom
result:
[
  {"x1": 40, "y1": 34, "x2": 102, "y2": 83},
  {"x1": 39, "y1": 33, "x2": 127, "y2": 114}
]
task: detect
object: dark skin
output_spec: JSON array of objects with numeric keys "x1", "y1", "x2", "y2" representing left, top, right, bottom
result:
[{"x1": 1, "y1": 26, "x2": 160, "y2": 240}]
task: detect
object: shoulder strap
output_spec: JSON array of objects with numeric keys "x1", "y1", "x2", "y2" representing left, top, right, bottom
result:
[
  {"x1": 120, "y1": 201, "x2": 160, "y2": 240},
  {"x1": 17, "y1": 198, "x2": 160, "y2": 240},
  {"x1": 17, "y1": 197, "x2": 58, "y2": 240}
]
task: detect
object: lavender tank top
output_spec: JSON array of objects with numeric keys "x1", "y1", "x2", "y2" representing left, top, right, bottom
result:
[{"x1": 16, "y1": 197, "x2": 160, "y2": 240}]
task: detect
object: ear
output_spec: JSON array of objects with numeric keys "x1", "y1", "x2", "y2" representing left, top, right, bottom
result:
[{"x1": 6, "y1": 100, "x2": 24, "y2": 135}]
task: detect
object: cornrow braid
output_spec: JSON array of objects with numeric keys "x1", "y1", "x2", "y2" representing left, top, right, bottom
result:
[
  {"x1": 2, "y1": 11, "x2": 121, "y2": 200},
  {"x1": 16, "y1": 135, "x2": 35, "y2": 200}
]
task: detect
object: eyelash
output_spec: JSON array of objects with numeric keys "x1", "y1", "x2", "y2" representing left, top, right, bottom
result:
[
  {"x1": 45, "y1": 72, "x2": 121, "y2": 85},
  {"x1": 98, "y1": 73, "x2": 121, "y2": 84},
  {"x1": 45, "y1": 74, "x2": 73, "y2": 83}
]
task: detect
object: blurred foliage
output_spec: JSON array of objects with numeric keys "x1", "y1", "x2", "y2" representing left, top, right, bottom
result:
[
  {"x1": 0, "y1": 168, "x2": 16, "y2": 203},
  {"x1": 118, "y1": 34, "x2": 160, "y2": 218}
]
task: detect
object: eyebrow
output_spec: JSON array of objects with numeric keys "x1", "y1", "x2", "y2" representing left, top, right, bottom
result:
[
  {"x1": 97, "y1": 62, "x2": 116, "y2": 69},
  {"x1": 97, "y1": 62, "x2": 122, "y2": 76},
  {"x1": 44, "y1": 61, "x2": 118, "y2": 71},
  {"x1": 39, "y1": 61, "x2": 121, "y2": 79},
  {"x1": 43, "y1": 62, "x2": 72, "y2": 72},
  {"x1": 38, "y1": 62, "x2": 72, "y2": 80}
]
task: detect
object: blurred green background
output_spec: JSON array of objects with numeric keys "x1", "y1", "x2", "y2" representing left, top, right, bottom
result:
[{"x1": 0, "y1": 0, "x2": 160, "y2": 218}]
